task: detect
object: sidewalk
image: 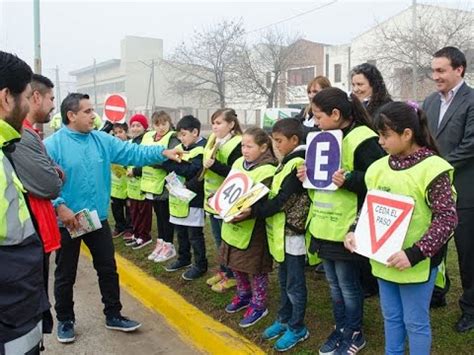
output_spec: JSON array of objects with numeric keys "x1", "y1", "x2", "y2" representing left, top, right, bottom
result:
[{"x1": 43, "y1": 253, "x2": 199, "y2": 354}]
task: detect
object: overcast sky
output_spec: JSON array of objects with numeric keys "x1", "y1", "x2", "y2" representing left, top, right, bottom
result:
[{"x1": 0, "y1": 0, "x2": 469, "y2": 84}]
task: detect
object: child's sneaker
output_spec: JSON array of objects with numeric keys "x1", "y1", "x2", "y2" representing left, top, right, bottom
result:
[
  {"x1": 319, "y1": 328, "x2": 343, "y2": 355},
  {"x1": 182, "y1": 266, "x2": 207, "y2": 281},
  {"x1": 239, "y1": 307, "x2": 268, "y2": 328},
  {"x1": 274, "y1": 327, "x2": 309, "y2": 352},
  {"x1": 131, "y1": 237, "x2": 152, "y2": 250},
  {"x1": 122, "y1": 232, "x2": 134, "y2": 242},
  {"x1": 262, "y1": 320, "x2": 287, "y2": 340},
  {"x1": 225, "y1": 295, "x2": 251, "y2": 313},
  {"x1": 112, "y1": 230, "x2": 124, "y2": 238},
  {"x1": 153, "y1": 243, "x2": 176, "y2": 263},
  {"x1": 211, "y1": 276, "x2": 237, "y2": 293},
  {"x1": 335, "y1": 330, "x2": 366, "y2": 355},
  {"x1": 147, "y1": 239, "x2": 164, "y2": 260},
  {"x1": 206, "y1": 271, "x2": 225, "y2": 286},
  {"x1": 165, "y1": 259, "x2": 192, "y2": 272},
  {"x1": 125, "y1": 236, "x2": 137, "y2": 246}
]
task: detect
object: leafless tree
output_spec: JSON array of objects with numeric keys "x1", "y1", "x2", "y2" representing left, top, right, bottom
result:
[
  {"x1": 166, "y1": 19, "x2": 245, "y2": 108},
  {"x1": 367, "y1": 3, "x2": 473, "y2": 99},
  {"x1": 233, "y1": 29, "x2": 303, "y2": 108}
]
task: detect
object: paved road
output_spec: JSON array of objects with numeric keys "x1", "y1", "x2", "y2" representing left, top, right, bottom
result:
[{"x1": 43, "y1": 254, "x2": 200, "y2": 355}]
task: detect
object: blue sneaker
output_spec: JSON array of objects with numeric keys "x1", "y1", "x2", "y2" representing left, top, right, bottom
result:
[
  {"x1": 319, "y1": 328, "x2": 343, "y2": 355},
  {"x1": 274, "y1": 327, "x2": 310, "y2": 352},
  {"x1": 106, "y1": 315, "x2": 141, "y2": 332},
  {"x1": 239, "y1": 307, "x2": 268, "y2": 328},
  {"x1": 335, "y1": 330, "x2": 366, "y2": 355},
  {"x1": 225, "y1": 295, "x2": 250, "y2": 314},
  {"x1": 57, "y1": 320, "x2": 75, "y2": 343},
  {"x1": 262, "y1": 320, "x2": 287, "y2": 340}
]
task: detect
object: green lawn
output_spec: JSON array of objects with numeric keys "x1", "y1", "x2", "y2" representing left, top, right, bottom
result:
[{"x1": 112, "y1": 219, "x2": 474, "y2": 354}]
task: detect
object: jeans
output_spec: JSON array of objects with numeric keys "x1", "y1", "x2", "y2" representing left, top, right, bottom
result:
[
  {"x1": 277, "y1": 254, "x2": 307, "y2": 331},
  {"x1": 110, "y1": 197, "x2": 132, "y2": 233},
  {"x1": 175, "y1": 225, "x2": 208, "y2": 271},
  {"x1": 323, "y1": 258, "x2": 364, "y2": 332},
  {"x1": 209, "y1": 215, "x2": 233, "y2": 278},
  {"x1": 378, "y1": 268, "x2": 437, "y2": 355},
  {"x1": 54, "y1": 221, "x2": 122, "y2": 321}
]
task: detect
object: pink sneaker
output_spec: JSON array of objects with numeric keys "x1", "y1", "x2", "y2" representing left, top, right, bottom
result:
[
  {"x1": 147, "y1": 239, "x2": 165, "y2": 260},
  {"x1": 153, "y1": 243, "x2": 176, "y2": 263},
  {"x1": 122, "y1": 232, "x2": 134, "y2": 242}
]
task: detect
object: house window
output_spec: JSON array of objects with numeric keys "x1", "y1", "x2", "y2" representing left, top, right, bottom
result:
[
  {"x1": 287, "y1": 67, "x2": 315, "y2": 87},
  {"x1": 334, "y1": 64, "x2": 342, "y2": 83}
]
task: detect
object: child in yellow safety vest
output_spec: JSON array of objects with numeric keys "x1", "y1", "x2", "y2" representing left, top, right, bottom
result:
[
  {"x1": 246, "y1": 118, "x2": 311, "y2": 351},
  {"x1": 143, "y1": 111, "x2": 180, "y2": 261},
  {"x1": 110, "y1": 123, "x2": 133, "y2": 239},
  {"x1": 124, "y1": 114, "x2": 151, "y2": 248},
  {"x1": 203, "y1": 109, "x2": 243, "y2": 292},
  {"x1": 344, "y1": 102, "x2": 457, "y2": 355},
  {"x1": 298, "y1": 87, "x2": 385, "y2": 355},
  {"x1": 220, "y1": 127, "x2": 277, "y2": 328},
  {"x1": 160, "y1": 115, "x2": 208, "y2": 280}
]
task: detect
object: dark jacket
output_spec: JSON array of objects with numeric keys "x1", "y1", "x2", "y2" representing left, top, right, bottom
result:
[
  {"x1": 162, "y1": 137, "x2": 207, "y2": 209},
  {"x1": 423, "y1": 82, "x2": 474, "y2": 208}
]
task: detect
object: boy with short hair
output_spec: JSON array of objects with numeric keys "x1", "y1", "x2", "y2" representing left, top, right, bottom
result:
[
  {"x1": 249, "y1": 118, "x2": 310, "y2": 351},
  {"x1": 163, "y1": 115, "x2": 208, "y2": 280}
]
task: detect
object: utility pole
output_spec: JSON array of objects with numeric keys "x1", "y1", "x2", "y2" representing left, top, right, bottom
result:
[
  {"x1": 151, "y1": 59, "x2": 156, "y2": 111},
  {"x1": 93, "y1": 58, "x2": 98, "y2": 107},
  {"x1": 412, "y1": 0, "x2": 417, "y2": 100},
  {"x1": 33, "y1": 0, "x2": 42, "y2": 74},
  {"x1": 54, "y1": 66, "x2": 61, "y2": 108}
]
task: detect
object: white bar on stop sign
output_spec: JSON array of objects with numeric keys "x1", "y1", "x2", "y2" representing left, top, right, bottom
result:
[{"x1": 105, "y1": 105, "x2": 126, "y2": 112}]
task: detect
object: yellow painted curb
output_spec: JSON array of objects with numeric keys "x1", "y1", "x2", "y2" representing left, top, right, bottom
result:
[{"x1": 81, "y1": 246, "x2": 265, "y2": 355}]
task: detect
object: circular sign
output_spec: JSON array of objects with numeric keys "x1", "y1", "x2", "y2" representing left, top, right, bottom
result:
[
  {"x1": 214, "y1": 172, "x2": 251, "y2": 214},
  {"x1": 104, "y1": 94, "x2": 127, "y2": 122},
  {"x1": 306, "y1": 131, "x2": 341, "y2": 189}
]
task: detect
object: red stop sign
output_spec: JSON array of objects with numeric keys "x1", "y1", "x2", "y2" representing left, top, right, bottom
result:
[{"x1": 104, "y1": 94, "x2": 127, "y2": 122}]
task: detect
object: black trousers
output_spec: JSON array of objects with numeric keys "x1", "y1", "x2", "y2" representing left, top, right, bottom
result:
[
  {"x1": 152, "y1": 200, "x2": 174, "y2": 243},
  {"x1": 455, "y1": 208, "x2": 474, "y2": 315},
  {"x1": 42, "y1": 252, "x2": 53, "y2": 334},
  {"x1": 54, "y1": 221, "x2": 122, "y2": 321},
  {"x1": 111, "y1": 197, "x2": 132, "y2": 233},
  {"x1": 175, "y1": 225, "x2": 207, "y2": 271}
]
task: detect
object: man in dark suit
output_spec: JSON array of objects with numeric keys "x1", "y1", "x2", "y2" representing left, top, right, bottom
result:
[{"x1": 423, "y1": 46, "x2": 474, "y2": 333}]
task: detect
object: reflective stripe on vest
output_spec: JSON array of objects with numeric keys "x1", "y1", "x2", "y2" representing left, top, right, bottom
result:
[
  {"x1": 0, "y1": 153, "x2": 35, "y2": 245},
  {"x1": 204, "y1": 134, "x2": 242, "y2": 214},
  {"x1": 111, "y1": 164, "x2": 128, "y2": 199},
  {"x1": 141, "y1": 131, "x2": 174, "y2": 194},
  {"x1": 307, "y1": 125, "x2": 377, "y2": 242},
  {"x1": 265, "y1": 157, "x2": 304, "y2": 262},
  {"x1": 221, "y1": 157, "x2": 276, "y2": 250},
  {"x1": 366, "y1": 155, "x2": 454, "y2": 284},
  {"x1": 4, "y1": 320, "x2": 42, "y2": 355},
  {"x1": 168, "y1": 144, "x2": 204, "y2": 218}
]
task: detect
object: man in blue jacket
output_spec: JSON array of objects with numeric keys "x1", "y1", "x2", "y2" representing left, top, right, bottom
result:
[{"x1": 44, "y1": 93, "x2": 182, "y2": 343}]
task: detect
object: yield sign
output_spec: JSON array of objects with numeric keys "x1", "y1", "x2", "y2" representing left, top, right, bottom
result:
[
  {"x1": 367, "y1": 194, "x2": 414, "y2": 254},
  {"x1": 353, "y1": 190, "x2": 415, "y2": 264},
  {"x1": 104, "y1": 94, "x2": 127, "y2": 122}
]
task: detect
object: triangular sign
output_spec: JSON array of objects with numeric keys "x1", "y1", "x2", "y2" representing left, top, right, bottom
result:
[{"x1": 367, "y1": 195, "x2": 414, "y2": 254}]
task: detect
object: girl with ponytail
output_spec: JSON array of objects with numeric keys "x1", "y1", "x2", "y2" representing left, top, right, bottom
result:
[{"x1": 345, "y1": 101, "x2": 458, "y2": 355}]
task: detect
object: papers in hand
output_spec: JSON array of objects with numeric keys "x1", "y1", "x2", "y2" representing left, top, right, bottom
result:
[
  {"x1": 165, "y1": 172, "x2": 196, "y2": 202},
  {"x1": 67, "y1": 209, "x2": 102, "y2": 238}
]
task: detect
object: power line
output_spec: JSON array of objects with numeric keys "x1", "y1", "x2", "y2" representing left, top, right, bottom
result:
[{"x1": 245, "y1": 0, "x2": 338, "y2": 35}]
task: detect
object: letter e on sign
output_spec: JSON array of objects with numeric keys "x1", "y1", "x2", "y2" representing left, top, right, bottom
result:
[{"x1": 304, "y1": 130, "x2": 342, "y2": 190}]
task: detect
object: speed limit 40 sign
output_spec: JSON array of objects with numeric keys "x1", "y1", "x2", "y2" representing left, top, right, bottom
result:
[{"x1": 209, "y1": 170, "x2": 252, "y2": 216}]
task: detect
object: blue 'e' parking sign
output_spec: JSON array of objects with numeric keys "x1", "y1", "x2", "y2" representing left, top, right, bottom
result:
[{"x1": 303, "y1": 130, "x2": 342, "y2": 190}]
